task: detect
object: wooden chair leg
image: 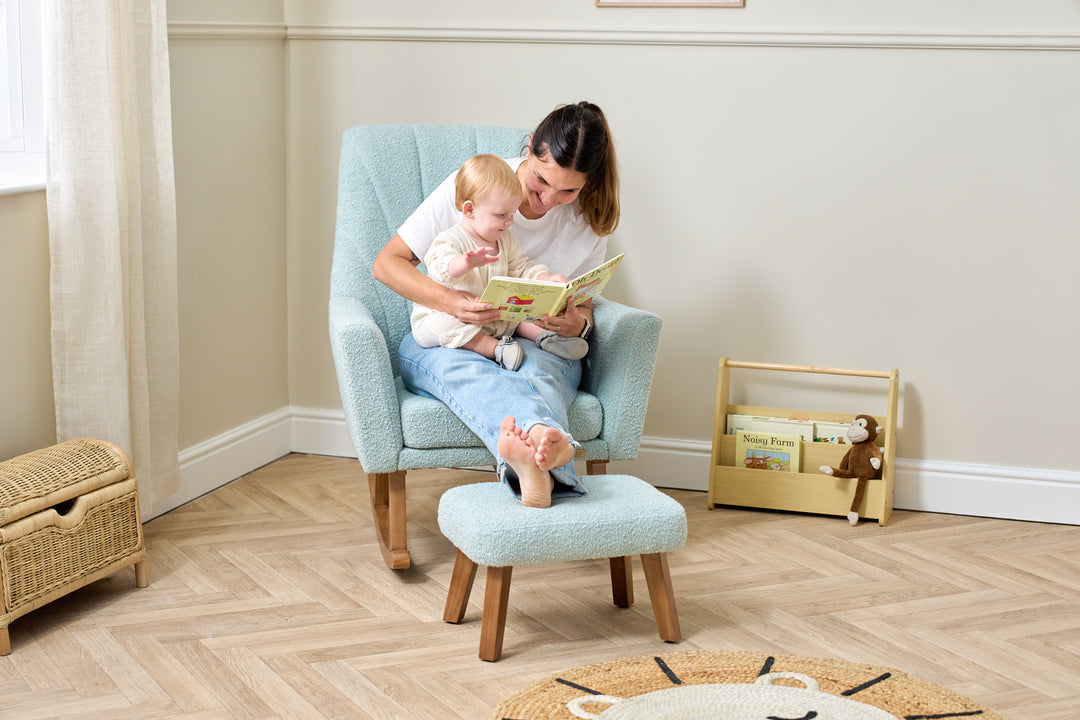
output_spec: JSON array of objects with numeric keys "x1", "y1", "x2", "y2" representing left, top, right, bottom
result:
[
  {"x1": 368, "y1": 471, "x2": 410, "y2": 570},
  {"x1": 640, "y1": 552, "x2": 681, "y2": 642},
  {"x1": 134, "y1": 559, "x2": 148, "y2": 588},
  {"x1": 609, "y1": 556, "x2": 634, "y2": 607},
  {"x1": 586, "y1": 459, "x2": 607, "y2": 475},
  {"x1": 443, "y1": 550, "x2": 478, "y2": 623},
  {"x1": 479, "y1": 566, "x2": 512, "y2": 662}
]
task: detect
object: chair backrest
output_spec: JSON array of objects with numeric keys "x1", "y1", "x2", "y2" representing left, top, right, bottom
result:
[{"x1": 330, "y1": 124, "x2": 529, "y2": 375}]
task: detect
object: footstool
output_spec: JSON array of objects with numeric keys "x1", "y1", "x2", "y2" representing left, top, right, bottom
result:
[
  {"x1": 0, "y1": 439, "x2": 147, "y2": 655},
  {"x1": 438, "y1": 474, "x2": 687, "y2": 661}
]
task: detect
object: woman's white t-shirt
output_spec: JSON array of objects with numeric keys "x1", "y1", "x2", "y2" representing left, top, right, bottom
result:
[{"x1": 396, "y1": 157, "x2": 607, "y2": 279}]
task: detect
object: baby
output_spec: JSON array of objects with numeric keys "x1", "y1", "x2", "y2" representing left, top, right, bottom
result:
[{"x1": 410, "y1": 154, "x2": 588, "y2": 369}]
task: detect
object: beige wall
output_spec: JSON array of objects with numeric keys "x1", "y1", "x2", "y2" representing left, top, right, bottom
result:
[
  {"x1": 168, "y1": 31, "x2": 289, "y2": 450},
  {"x1": 3, "y1": 1, "x2": 1078, "y2": 485},
  {"x1": 0, "y1": 191, "x2": 55, "y2": 461},
  {"x1": 284, "y1": 10, "x2": 1080, "y2": 470}
]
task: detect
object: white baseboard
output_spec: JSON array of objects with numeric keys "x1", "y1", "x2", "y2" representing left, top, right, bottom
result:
[
  {"x1": 168, "y1": 406, "x2": 1080, "y2": 526},
  {"x1": 154, "y1": 408, "x2": 293, "y2": 518}
]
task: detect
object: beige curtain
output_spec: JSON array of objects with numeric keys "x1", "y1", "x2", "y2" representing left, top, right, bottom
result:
[{"x1": 42, "y1": 0, "x2": 179, "y2": 519}]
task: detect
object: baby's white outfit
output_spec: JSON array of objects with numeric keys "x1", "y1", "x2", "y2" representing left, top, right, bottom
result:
[{"x1": 411, "y1": 224, "x2": 548, "y2": 349}]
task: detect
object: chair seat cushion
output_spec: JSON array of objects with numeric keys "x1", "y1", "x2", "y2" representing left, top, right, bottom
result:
[
  {"x1": 437, "y1": 475, "x2": 687, "y2": 567},
  {"x1": 399, "y1": 385, "x2": 603, "y2": 449}
]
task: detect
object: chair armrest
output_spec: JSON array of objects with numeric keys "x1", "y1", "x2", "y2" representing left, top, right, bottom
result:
[
  {"x1": 582, "y1": 297, "x2": 663, "y2": 461},
  {"x1": 328, "y1": 295, "x2": 404, "y2": 473}
]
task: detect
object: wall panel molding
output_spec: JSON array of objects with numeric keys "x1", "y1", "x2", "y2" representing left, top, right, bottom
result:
[
  {"x1": 168, "y1": 21, "x2": 288, "y2": 40},
  {"x1": 169, "y1": 21, "x2": 1079, "y2": 50}
]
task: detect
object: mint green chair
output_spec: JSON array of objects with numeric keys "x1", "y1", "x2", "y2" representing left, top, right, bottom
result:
[{"x1": 328, "y1": 124, "x2": 662, "y2": 569}]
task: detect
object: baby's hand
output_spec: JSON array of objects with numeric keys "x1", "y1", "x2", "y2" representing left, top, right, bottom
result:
[
  {"x1": 449, "y1": 247, "x2": 500, "y2": 278},
  {"x1": 462, "y1": 247, "x2": 500, "y2": 269}
]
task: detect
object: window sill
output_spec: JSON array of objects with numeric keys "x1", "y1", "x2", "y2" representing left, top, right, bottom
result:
[{"x1": 0, "y1": 153, "x2": 46, "y2": 197}]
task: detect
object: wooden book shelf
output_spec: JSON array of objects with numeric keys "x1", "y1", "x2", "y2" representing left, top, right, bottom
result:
[{"x1": 707, "y1": 358, "x2": 899, "y2": 525}]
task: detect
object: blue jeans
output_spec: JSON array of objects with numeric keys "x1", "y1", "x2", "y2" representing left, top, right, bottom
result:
[{"x1": 398, "y1": 332, "x2": 587, "y2": 497}]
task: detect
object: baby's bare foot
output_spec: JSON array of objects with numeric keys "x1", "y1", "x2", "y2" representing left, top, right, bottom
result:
[
  {"x1": 498, "y1": 416, "x2": 553, "y2": 508},
  {"x1": 530, "y1": 424, "x2": 575, "y2": 472}
]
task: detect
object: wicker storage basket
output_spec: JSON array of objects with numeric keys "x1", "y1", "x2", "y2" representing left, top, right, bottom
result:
[{"x1": 0, "y1": 438, "x2": 146, "y2": 655}]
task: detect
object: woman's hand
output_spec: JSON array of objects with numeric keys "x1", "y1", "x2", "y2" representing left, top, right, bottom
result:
[
  {"x1": 374, "y1": 235, "x2": 499, "y2": 324},
  {"x1": 448, "y1": 290, "x2": 501, "y2": 325},
  {"x1": 536, "y1": 272, "x2": 568, "y2": 284},
  {"x1": 539, "y1": 298, "x2": 590, "y2": 337}
]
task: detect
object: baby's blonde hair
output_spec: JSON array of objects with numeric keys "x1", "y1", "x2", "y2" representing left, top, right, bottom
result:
[{"x1": 454, "y1": 154, "x2": 522, "y2": 211}]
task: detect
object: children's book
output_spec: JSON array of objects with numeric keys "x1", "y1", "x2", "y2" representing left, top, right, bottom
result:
[
  {"x1": 735, "y1": 430, "x2": 802, "y2": 473},
  {"x1": 726, "y1": 414, "x2": 814, "y2": 442},
  {"x1": 750, "y1": 417, "x2": 814, "y2": 442},
  {"x1": 479, "y1": 253, "x2": 624, "y2": 323},
  {"x1": 813, "y1": 421, "x2": 851, "y2": 444}
]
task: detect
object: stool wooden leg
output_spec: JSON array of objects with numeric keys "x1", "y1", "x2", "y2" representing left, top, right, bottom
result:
[
  {"x1": 479, "y1": 566, "x2": 512, "y2": 662},
  {"x1": 0, "y1": 626, "x2": 10, "y2": 656},
  {"x1": 609, "y1": 556, "x2": 634, "y2": 607},
  {"x1": 443, "y1": 549, "x2": 478, "y2": 623},
  {"x1": 135, "y1": 560, "x2": 148, "y2": 588},
  {"x1": 641, "y1": 552, "x2": 681, "y2": 642},
  {"x1": 586, "y1": 459, "x2": 607, "y2": 475}
]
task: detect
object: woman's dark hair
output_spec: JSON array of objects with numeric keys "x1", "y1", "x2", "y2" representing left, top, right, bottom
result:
[{"x1": 530, "y1": 101, "x2": 620, "y2": 236}]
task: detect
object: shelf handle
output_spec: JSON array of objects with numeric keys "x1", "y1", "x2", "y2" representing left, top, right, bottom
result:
[{"x1": 724, "y1": 359, "x2": 893, "y2": 379}]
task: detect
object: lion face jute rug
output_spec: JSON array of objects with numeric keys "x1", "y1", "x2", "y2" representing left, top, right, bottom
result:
[{"x1": 492, "y1": 650, "x2": 1005, "y2": 720}]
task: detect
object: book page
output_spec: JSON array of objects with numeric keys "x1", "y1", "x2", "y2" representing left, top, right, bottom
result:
[
  {"x1": 559, "y1": 253, "x2": 624, "y2": 313},
  {"x1": 479, "y1": 278, "x2": 569, "y2": 323}
]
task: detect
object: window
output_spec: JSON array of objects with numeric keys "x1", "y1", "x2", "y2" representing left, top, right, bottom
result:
[{"x1": 1, "y1": 0, "x2": 44, "y2": 195}]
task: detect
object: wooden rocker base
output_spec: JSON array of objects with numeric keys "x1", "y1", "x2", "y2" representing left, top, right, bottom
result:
[{"x1": 443, "y1": 549, "x2": 681, "y2": 662}]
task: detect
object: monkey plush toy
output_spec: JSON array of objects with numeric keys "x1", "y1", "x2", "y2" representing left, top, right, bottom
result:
[{"x1": 819, "y1": 414, "x2": 882, "y2": 525}]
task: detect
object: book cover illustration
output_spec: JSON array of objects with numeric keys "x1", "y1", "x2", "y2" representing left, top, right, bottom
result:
[
  {"x1": 479, "y1": 253, "x2": 624, "y2": 323},
  {"x1": 735, "y1": 430, "x2": 802, "y2": 473},
  {"x1": 813, "y1": 421, "x2": 852, "y2": 444}
]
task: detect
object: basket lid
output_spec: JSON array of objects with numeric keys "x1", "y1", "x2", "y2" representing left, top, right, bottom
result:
[{"x1": 0, "y1": 439, "x2": 133, "y2": 526}]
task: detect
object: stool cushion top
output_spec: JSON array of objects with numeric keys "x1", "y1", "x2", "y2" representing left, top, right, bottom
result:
[{"x1": 437, "y1": 474, "x2": 687, "y2": 567}]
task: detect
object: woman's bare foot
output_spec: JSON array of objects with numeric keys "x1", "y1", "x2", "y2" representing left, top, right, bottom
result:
[
  {"x1": 529, "y1": 424, "x2": 575, "y2": 472},
  {"x1": 498, "y1": 416, "x2": 554, "y2": 508}
]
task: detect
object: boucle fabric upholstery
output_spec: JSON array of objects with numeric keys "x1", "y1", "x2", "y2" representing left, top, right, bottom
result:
[
  {"x1": 328, "y1": 124, "x2": 662, "y2": 476},
  {"x1": 438, "y1": 475, "x2": 687, "y2": 567}
]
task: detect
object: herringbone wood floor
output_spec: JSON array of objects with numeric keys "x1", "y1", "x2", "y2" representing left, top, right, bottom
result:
[{"x1": 2, "y1": 453, "x2": 1078, "y2": 719}]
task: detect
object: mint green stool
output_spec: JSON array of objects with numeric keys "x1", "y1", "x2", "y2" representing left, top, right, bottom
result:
[{"x1": 438, "y1": 474, "x2": 687, "y2": 661}]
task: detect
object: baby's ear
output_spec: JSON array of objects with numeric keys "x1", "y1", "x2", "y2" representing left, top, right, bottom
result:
[{"x1": 461, "y1": 199, "x2": 475, "y2": 218}]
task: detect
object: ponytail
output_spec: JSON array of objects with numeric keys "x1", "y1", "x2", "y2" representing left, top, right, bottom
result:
[{"x1": 530, "y1": 101, "x2": 620, "y2": 236}]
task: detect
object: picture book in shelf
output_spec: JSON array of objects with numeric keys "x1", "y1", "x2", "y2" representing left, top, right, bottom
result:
[
  {"x1": 727, "y1": 413, "x2": 850, "y2": 444},
  {"x1": 479, "y1": 253, "x2": 624, "y2": 323},
  {"x1": 735, "y1": 430, "x2": 802, "y2": 472}
]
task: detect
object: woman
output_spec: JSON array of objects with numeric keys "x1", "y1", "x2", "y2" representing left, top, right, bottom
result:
[{"x1": 372, "y1": 101, "x2": 620, "y2": 508}]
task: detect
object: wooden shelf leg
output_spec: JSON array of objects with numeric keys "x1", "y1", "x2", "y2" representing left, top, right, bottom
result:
[
  {"x1": 0, "y1": 626, "x2": 10, "y2": 656},
  {"x1": 443, "y1": 549, "x2": 478, "y2": 623},
  {"x1": 641, "y1": 552, "x2": 681, "y2": 642},
  {"x1": 479, "y1": 566, "x2": 512, "y2": 662},
  {"x1": 609, "y1": 556, "x2": 634, "y2": 608},
  {"x1": 368, "y1": 471, "x2": 410, "y2": 570},
  {"x1": 134, "y1": 559, "x2": 148, "y2": 588}
]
